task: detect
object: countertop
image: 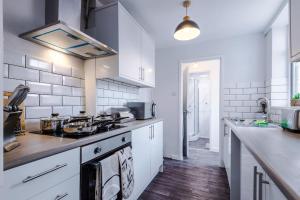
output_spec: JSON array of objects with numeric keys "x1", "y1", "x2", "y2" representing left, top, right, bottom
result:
[
  {"x1": 4, "y1": 118, "x2": 163, "y2": 170},
  {"x1": 225, "y1": 119, "x2": 300, "y2": 200}
]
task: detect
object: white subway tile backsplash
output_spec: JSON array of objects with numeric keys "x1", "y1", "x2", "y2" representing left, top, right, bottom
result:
[
  {"x1": 73, "y1": 106, "x2": 85, "y2": 115},
  {"x1": 109, "y1": 82, "x2": 118, "y2": 91},
  {"x1": 271, "y1": 85, "x2": 288, "y2": 93},
  {"x1": 223, "y1": 101, "x2": 230, "y2": 106},
  {"x1": 237, "y1": 81, "x2": 251, "y2": 88},
  {"x1": 271, "y1": 93, "x2": 288, "y2": 100},
  {"x1": 243, "y1": 88, "x2": 257, "y2": 94},
  {"x1": 3, "y1": 78, "x2": 25, "y2": 92},
  {"x1": 236, "y1": 107, "x2": 250, "y2": 113},
  {"x1": 224, "y1": 82, "x2": 236, "y2": 89},
  {"x1": 224, "y1": 95, "x2": 235, "y2": 100},
  {"x1": 4, "y1": 50, "x2": 26, "y2": 67},
  {"x1": 97, "y1": 98, "x2": 109, "y2": 106},
  {"x1": 53, "y1": 106, "x2": 73, "y2": 116},
  {"x1": 251, "y1": 81, "x2": 265, "y2": 88},
  {"x1": 25, "y1": 119, "x2": 40, "y2": 131},
  {"x1": 80, "y1": 97, "x2": 86, "y2": 105},
  {"x1": 236, "y1": 94, "x2": 250, "y2": 100},
  {"x1": 26, "y1": 81, "x2": 51, "y2": 94},
  {"x1": 97, "y1": 80, "x2": 108, "y2": 89},
  {"x1": 257, "y1": 88, "x2": 266, "y2": 94},
  {"x1": 72, "y1": 66, "x2": 84, "y2": 78},
  {"x1": 118, "y1": 84, "x2": 127, "y2": 92},
  {"x1": 271, "y1": 100, "x2": 288, "y2": 107},
  {"x1": 4, "y1": 64, "x2": 8, "y2": 77},
  {"x1": 24, "y1": 94, "x2": 39, "y2": 106},
  {"x1": 53, "y1": 64, "x2": 72, "y2": 76},
  {"x1": 96, "y1": 106, "x2": 104, "y2": 114},
  {"x1": 9, "y1": 65, "x2": 39, "y2": 81},
  {"x1": 109, "y1": 98, "x2": 119, "y2": 106},
  {"x1": 230, "y1": 101, "x2": 243, "y2": 106},
  {"x1": 251, "y1": 94, "x2": 265, "y2": 101},
  {"x1": 40, "y1": 72, "x2": 62, "y2": 85},
  {"x1": 63, "y1": 96, "x2": 81, "y2": 106},
  {"x1": 243, "y1": 101, "x2": 258, "y2": 107},
  {"x1": 72, "y1": 87, "x2": 85, "y2": 96},
  {"x1": 26, "y1": 56, "x2": 52, "y2": 72},
  {"x1": 250, "y1": 106, "x2": 261, "y2": 113},
  {"x1": 242, "y1": 113, "x2": 255, "y2": 119},
  {"x1": 119, "y1": 99, "x2": 127, "y2": 106},
  {"x1": 271, "y1": 78, "x2": 288, "y2": 86},
  {"x1": 97, "y1": 89, "x2": 104, "y2": 97},
  {"x1": 40, "y1": 95, "x2": 62, "y2": 106},
  {"x1": 230, "y1": 88, "x2": 243, "y2": 95},
  {"x1": 53, "y1": 85, "x2": 72, "y2": 96},
  {"x1": 113, "y1": 91, "x2": 123, "y2": 98},
  {"x1": 223, "y1": 89, "x2": 230, "y2": 95},
  {"x1": 26, "y1": 107, "x2": 52, "y2": 119},
  {"x1": 63, "y1": 76, "x2": 81, "y2": 87},
  {"x1": 103, "y1": 90, "x2": 113, "y2": 98},
  {"x1": 224, "y1": 107, "x2": 236, "y2": 112},
  {"x1": 229, "y1": 112, "x2": 242, "y2": 118}
]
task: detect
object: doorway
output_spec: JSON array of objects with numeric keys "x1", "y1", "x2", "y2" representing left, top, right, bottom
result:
[{"x1": 180, "y1": 58, "x2": 221, "y2": 158}]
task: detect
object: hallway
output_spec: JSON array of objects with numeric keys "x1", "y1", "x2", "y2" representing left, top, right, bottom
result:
[{"x1": 139, "y1": 139, "x2": 230, "y2": 200}]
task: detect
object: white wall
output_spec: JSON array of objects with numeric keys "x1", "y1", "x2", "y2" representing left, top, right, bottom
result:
[
  {"x1": 154, "y1": 33, "x2": 265, "y2": 159},
  {"x1": 0, "y1": 0, "x2": 3, "y2": 186}
]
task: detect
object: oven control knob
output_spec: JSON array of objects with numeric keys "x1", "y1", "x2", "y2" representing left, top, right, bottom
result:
[
  {"x1": 94, "y1": 147, "x2": 102, "y2": 154},
  {"x1": 122, "y1": 137, "x2": 126, "y2": 142}
]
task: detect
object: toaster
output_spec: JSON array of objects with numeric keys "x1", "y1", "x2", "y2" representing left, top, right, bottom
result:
[{"x1": 280, "y1": 107, "x2": 300, "y2": 131}]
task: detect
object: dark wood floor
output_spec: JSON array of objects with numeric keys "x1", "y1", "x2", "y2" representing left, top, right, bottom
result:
[{"x1": 139, "y1": 139, "x2": 230, "y2": 200}]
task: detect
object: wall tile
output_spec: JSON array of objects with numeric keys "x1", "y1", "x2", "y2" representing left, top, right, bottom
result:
[
  {"x1": 72, "y1": 66, "x2": 84, "y2": 78},
  {"x1": 271, "y1": 78, "x2": 288, "y2": 86},
  {"x1": 242, "y1": 113, "x2": 255, "y2": 119},
  {"x1": 271, "y1": 92, "x2": 288, "y2": 100},
  {"x1": 224, "y1": 107, "x2": 236, "y2": 112},
  {"x1": 250, "y1": 106, "x2": 261, "y2": 113},
  {"x1": 113, "y1": 91, "x2": 123, "y2": 98},
  {"x1": 4, "y1": 64, "x2": 8, "y2": 77},
  {"x1": 118, "y1": 84, "x2": 127, "y2": 92},
  {"x1": 40, "y1": 71, "x2": 62, "y2": 85},
  {"x1": 109, "y1": 98, "x2": 119, "y2": 106},
  {"x1": 40, "y1": 95, "x2": 62, "y2": 106},
  {"x1": 224, "y1": 95, "x2": 236, "y2": 101},
  {"x1": 96, "y1": 106, "x2": 104, "y2": 114},
  {"x1": 271, "y1": 85, "x2": 288, "y2": 93},
  {"x1": 97, "y1": 80, "x2": 108, "y2": 89},
  {"x1": 229, "y1": 112, "x2": 242, "y2": 118},
  {"x1": 223, "y1": 89, "x2": 230, "y2": 95},
  {"x1": 25, "y1": 119, "x2": 40, "y2": 131},
  {"x1": 223, "y1": 101, "x2": 230, "y2": 106},
  {"x1": 97, "y1": 89, "x2": 104, "y2": 97},
  {"x1": 73, "y1": 106, "x2": 85, "y2": 115},
  {"x1": 230, "y1": 88, "x2": 243, "y2": 95},
  {"x1": 243, "y1": 101, "x2": 258, "y2": 107},
  {"x1": 4, "y1": 50, "x2": 26, "y2": 67},
  {"x1": 24, "y1": 94, "x2": 39, "y2": 106},
  {"x1": 63, "y1": 96, "x2": 81, "y2": 106},
  {"x1": 230, "y1": 101, "x2": 243, "y2": 106},
  {"x1": 119, "y1": 99, "x2": 127, "y2": 106},
  {"x1": 243, "y1": 88, "x2": 257, "y2": 94},
  {"x1": 72, "y1": 87, "x2": 85, "y2": 96},
  {"x1": 237, "y1": 81, "x2": 251, "y2": 88},
  {"x1": 63, "y1": 76, "x2": 81, "y2": 87},
  {"x1": 53, "y1": 106, "x2": 73, "y2": 116},
  {"x1": 236, "y1": 95, "x2": 250, "y2": 100},
  {"x1": 97, "y1": 98, "x2": 109, "y2": 106},
  {"x1": 257, "y1": 88, "x2": 266, "y2": 94},
  {"x1": 236, "y1": 107, "x2": 250, "y2": 113},
  {"x1": 26, "y1": 81, "x2": 52, "y2": 94},
  {"x1": 3, "y1": 78, "x2": 25, "y2": 92},
  {"x1": 224, "y1": 82, "x2": 236, "y2": 88},
  {"x1": 103, "y1": 90, "x2": 113, "y2": 98},
  {"x1": 109, "y1": 82, "x2": 118, "y2": 91},
  {"x1": 251, "y1": 94, "x2": 265, "y2": 101},
  {"x1": 9, "y1": 65, "x2": 39, "y2": 81},
  {"x1": 26, "y1": 107, "x2": 52, "y2": 119},
  {"x1": 53, "y1": 64, "x2": 71, "y2": 76},
  {"x1": 53, "y1": 85, "x2": 72, "y2": 96},
  {"x1": 251, "y1": 81, "x2": 265, "y2": 88},
  {"x1": 26, "y1": 56, "x2": 52, "y2": 72}
]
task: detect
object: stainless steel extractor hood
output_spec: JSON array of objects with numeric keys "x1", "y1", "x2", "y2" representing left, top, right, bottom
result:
[{"x1": 19, "y1": 0, "x2": 117, "y2": 59}]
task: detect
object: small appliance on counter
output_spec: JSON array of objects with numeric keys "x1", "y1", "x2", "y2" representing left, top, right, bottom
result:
[
  {"x1": 3, "y1": 85, "x2": 30, "y2": 152},
  {"x1": 127, "y1": 102, "x2": 156, "y2": 120},
  {"x1": 280, "y1": 107, "x2": 300, "y2": 132}
]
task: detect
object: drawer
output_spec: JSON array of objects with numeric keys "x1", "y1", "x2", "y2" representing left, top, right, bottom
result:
[
  {"x1": 29, "y1": 175, "x2": 80, "y2": 200},
  {"x1": 3, "y1": 148, "x2": 80, "y2": 200}
]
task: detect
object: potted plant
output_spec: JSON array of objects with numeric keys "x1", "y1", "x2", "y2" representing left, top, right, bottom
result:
[{"x1": 291, "y1": 93, "x2": 300, "y2": 106}]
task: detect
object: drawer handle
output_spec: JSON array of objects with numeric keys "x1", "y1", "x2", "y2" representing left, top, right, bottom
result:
[
  {"x1": 22, "y1": 163, "x2": 68, "y2": 183},
  {"x1": 55, "y1": 193, "x2": 68, "y2": 200}
]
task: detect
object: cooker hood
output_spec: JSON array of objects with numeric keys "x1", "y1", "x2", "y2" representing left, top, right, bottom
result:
[{"x1": 19, "y1": 0, "x2": 117, "y2": 60}]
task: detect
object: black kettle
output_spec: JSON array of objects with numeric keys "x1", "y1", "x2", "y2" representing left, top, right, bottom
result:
[{"x1": 152, "y1": 102, "x2": 157, "y2": 118}]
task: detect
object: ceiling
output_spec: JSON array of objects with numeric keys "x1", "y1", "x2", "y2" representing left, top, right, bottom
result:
[{"x1": 120, "y1": 0, "x2": 286, "y2": 48}]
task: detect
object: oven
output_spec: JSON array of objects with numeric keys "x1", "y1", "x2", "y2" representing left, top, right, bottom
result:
[{"x1": 80, "y1": 131, "x2": 131, "y2": 200}]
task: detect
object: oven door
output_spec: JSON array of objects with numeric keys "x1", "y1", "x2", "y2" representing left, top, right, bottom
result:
[{"x1": 81, "y1": 162, "x2": 102, "y2": 200}]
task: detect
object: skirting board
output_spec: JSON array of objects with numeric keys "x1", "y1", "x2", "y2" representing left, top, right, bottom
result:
[{"x1": 164, "y1": 154, "x2": 183, "y2": 161}]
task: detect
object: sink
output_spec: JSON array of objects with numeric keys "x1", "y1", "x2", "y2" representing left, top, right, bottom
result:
[{"x1": 230, "y1": 119, "x2": 279, "y2": 128}]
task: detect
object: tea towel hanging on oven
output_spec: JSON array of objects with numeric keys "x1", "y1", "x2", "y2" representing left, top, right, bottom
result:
[
  {"x1": 117, "y1": 146, "x2": 134, "y2": 199},
  {"x1": 101, "y1": 153, "x2": 120, "y2": 200}
]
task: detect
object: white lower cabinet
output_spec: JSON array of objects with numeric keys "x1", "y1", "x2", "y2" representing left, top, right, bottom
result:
[
  {"x1": 29, "y1": 175, "x2": 79, "y2": 200},
  {"x1": 241, "y1": 144, "x2": 286, "y2": 200},
  {"x1": 131, "y1": 121, "x2": 164, "y2": 199},
  {"x1": 223, "y1": 124, "x2": 231, "y2": 186},
  {"x1": 3, "y1": 148, "x2": 80, "y2": 200}
]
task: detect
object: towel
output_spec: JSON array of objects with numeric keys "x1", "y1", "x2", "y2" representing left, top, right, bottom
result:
[
  {"x1": 100, "y1": 153, "x2": 120, "y2": 200},
  {"x1": 117, "y1": 147, "x2": 134, "y2": 199}
]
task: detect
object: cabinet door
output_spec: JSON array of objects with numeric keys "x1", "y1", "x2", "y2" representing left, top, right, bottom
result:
[
  {"x1": 132, "y1": 126, "x2": 151, "y2": 199},
  {"x1": 142, "y1": 30, "x2": 155, "y2": 87},
  {"x1": 290, "y1": 0, "x2": 300, "y2": 60},
  {"x1": 150, "y1": 122, "x2": 163, "y2": 178},
  {"x1": 118, "y1": 4, "x2": 142, "y2": 82},
  {"x1": 265, "y1": 174, "x2": 287, "y2": 200},
  {"x1": 223, "y1": 125, "x2": 230, "y2": 184}
]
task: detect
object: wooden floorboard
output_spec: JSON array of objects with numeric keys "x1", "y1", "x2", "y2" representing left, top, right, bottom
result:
[{"x1": 139, "y1": 141, "x2": 230, "y2": 200}]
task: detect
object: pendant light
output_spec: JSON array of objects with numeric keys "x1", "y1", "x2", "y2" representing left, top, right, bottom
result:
[{"x1": 174, "y1": 0, "x2": 200, "y2": 41}]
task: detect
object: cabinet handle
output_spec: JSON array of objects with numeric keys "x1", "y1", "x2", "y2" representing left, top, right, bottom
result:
[
  {"x1": 22, "y1": 163, "x2": 68, "y2": 183},
  {"x1": 152, "y1": 125, "x2": 154, "y2": 139},
  {"x1": 149, "y1": 126, "x2": 151, "y2": 139},
  {"x1": 258, "y1": 172, "x2": 269, "y2": 200},
  {"x1": 253, "y1": 166, "x2": 258, "y2": 200},
  {"x1": 139, "y1": 67, "x2": 141, "y2": 80},
  {"x1": 142, "y1": 67, "x2": 145, "y2": 80},
  {"x1": 55, "y1": 193, "x2": 68, "y2": 200}
]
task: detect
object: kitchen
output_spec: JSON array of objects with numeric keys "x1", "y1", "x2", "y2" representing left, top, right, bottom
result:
[{"x1": 1, "y1": 0, "x2": 300, "y2": 200}]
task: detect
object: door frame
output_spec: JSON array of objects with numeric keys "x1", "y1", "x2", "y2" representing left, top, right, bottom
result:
[{"x1": 178, "y1": 56, "x2": 223, "y2": 163}]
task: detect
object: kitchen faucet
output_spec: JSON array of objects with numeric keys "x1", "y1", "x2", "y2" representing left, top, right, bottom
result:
[{"x1": 257, "y1": 97, "x2": 271, "y2": 122}]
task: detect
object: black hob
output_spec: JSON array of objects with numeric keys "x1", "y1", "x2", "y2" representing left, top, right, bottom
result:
[{"x1": 31, "y1": 124, "x2": 126, "y2": 139}]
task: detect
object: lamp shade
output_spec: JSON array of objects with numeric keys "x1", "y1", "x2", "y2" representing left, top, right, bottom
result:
[{"x1": 174, "y1": 18, "x2": 200, "y2": 41}]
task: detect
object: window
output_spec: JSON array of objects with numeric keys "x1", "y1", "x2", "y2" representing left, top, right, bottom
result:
[{"x1": 292, "y1": 62, "x2": 300, "y2": 96}]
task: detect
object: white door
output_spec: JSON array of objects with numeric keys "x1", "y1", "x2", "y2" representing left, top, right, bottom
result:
[
  {"x1": 131, "y1": 126, "x2": 151, "y2": 199},
  {"x1": 118, "y1": 4, "x2": 141, "y2": 82},
  {"x1": 198, "y1": 76, "x2": 210, "y2": 139},
  {"x1": 150, "y1": 122, "x2": 163, "y2": 179},
  {"x1": 142, "y1": 30, "x2": 155, "y2": 86},
  {"x1": 186, "y1": 78, "x2": 195, "y2": 140}
]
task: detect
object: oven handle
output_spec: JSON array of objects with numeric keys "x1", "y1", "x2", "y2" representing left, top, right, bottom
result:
[
  {"x1": 55, "y1": 193, "x2": 68, "y2": 200},
  {"x1": 22, "y1": 163, "x2": 68, "y2": 183}
]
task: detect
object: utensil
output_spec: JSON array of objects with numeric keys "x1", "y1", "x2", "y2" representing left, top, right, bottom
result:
[{"x1": 40, "y1": 113, "x2": 68, "y2": 134}]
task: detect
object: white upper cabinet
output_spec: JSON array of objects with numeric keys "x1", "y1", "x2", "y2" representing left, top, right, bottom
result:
[
  {"x1": 90, "y1": 2, "x2": 155, "y2": 87},
  {"x1": 290, "y1": 0, "x2": 300, "y2": 61}
]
